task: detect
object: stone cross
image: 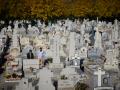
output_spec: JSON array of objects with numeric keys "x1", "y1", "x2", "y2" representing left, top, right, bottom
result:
[{"x1": 94, "y1": 67, "x2": 105, "y2": 87}]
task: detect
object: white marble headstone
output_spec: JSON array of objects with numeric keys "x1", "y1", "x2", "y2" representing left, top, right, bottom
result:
[
  {"x1": 104, "y1": 49, "x2": 119, "y2": 71},
  {"x1": 69, "y1": 32, "x2": 76, "y2": 59}
]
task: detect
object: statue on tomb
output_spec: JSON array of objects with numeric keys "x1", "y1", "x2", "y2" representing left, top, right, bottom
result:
[
  {"x1": 28, "y1": 24, "x2": 32, "y2": 33},
  {"x1": 37, "y1": 20, "x2": 42, "y2": 27},
  {"x1": 80, "y1": 23, "x2": 85, "y2": 36},
  {"x1": 60, "y1": 35, "x2": 67, "y2": 57},
  {"x1": 94, "y1": 26, "x2": 102, "y2": 49},
  {"x1": 112, "y1": 19, "x2": 119, "y2": 41},
  {"x1": 14, "y1": 21, "x2": 19, "y2": 29},
  {"x1": 7, "y1": 25, "x2": 12, "y2": 31}
]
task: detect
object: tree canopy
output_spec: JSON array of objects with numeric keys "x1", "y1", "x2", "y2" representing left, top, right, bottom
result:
[{"x1": 0, "y1": 0, "x2": 120, "y2": 20}]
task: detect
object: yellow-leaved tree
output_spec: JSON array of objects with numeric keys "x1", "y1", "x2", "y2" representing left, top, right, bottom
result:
[
  {"x1": 94, "y1": 0, "x2": 116, "y2": 18},
  {"x1": 73, "y1": 0, "x2": 93, "y2": 17},
  {"x1": 0, "y1": 0, "x2": 120, "y2": 20}
]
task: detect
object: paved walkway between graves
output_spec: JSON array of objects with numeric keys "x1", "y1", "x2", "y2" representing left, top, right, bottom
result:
[
  {"x1": 51, "y1": 68, "x2": 62, "y2": 79},
  {"x1": 84, "y1": 66, "x2": 94, "y2": 90}
]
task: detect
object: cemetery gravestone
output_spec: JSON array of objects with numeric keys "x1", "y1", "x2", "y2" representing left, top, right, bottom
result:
[
  {"x1": 104, "y1": 49, "x2": 119, "y2": 71},
  {"x1": 69, "y1": 32, "x2": 76, "y2": 59}
]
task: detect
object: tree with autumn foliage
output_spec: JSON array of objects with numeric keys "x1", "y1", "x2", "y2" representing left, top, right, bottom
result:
[
  {"x1": 31, "y1": 0, "x2": 64, "y2": 21},
  {"x1": 72, "y1": 0, "x2": 93, "y2": 17},
  {"x1": 0, "y1": 0, "x2": 120, "y2": 20},
  {"x1": 6, "y1": 0, "x2": 31, "y2": 19}
]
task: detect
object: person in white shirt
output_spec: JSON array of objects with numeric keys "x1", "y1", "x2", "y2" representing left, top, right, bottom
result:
[{"x1": 37, "y1": 47, "x2": 45, "y2": 67}]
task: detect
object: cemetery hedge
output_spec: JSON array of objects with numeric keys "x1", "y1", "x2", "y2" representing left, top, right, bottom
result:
[{"x1": 0, "y1": 0, "x2": 120, "y2": 21}]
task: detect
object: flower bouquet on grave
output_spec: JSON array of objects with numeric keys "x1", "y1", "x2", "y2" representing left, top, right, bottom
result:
[
  {"x1": 5, "y1": 73, "x2": 22, "y2": 81},
  {"x1": 4, "y1": 73, "x2": 11, "y2": 79}
]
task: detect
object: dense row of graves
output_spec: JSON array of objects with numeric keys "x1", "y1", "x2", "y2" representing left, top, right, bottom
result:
[{"x1": 0, "y1": 19, "x2": 120, "y2": 90}]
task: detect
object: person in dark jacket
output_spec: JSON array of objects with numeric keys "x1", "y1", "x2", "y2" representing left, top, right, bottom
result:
[{"x1": 27, "y1": 50, "x2": 34, "y2": 59}]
